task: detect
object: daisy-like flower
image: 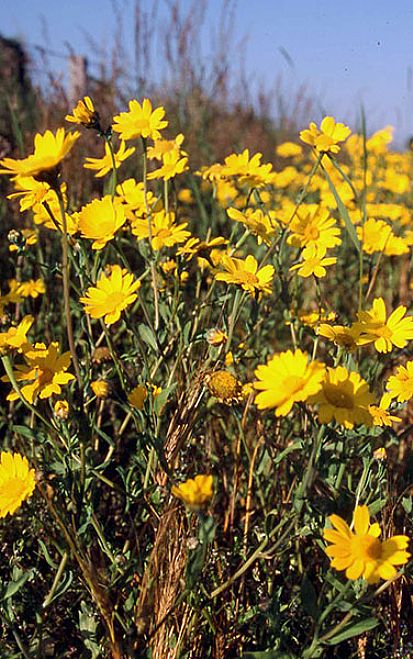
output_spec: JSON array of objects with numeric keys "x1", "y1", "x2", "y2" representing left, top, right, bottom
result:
[
  {"x1": 112, "y1": 99, "x2": 168, "y2": 142},
  {"x1": 80, "y1": 265, "x2": 141, "y2": 325},
  {"x1": 289, "y1": 245, "x2": 337, "y2": 278},
  {"x1": 354, "y1": 297, "x2": 413, "y2": 353},
  {"x1": 215, "y1": 254, "x2": 275, "y2": 297},
  {"x1": 131, "y1": 210, "x2": 190, "y2": 250},
  {"x1": 0, "y1": 452, "x2": 36, "y2": 518},
  {"x1": 147, "y1": 133, "x2": 186, "y2": 160},
  {"x1": 205, "y1": 370, "x2": 243, "y2": 405},
  {"x1": 128, "y1": 384, "x2": 147, "y2": 410},
  {"x1": 91, "y1": 380, "x2": 110, "y2": 399},
  {"x1": 357, "y1": 218, "x2": 393, "y2": 255},
  {"x1": 308, "y1": 366, "x2": 374, "y2": 429},
  {"x1": 65, "y1": 96, "x2": 100, "y2": 129},
  {"x1": 83, "y1": 140, "x2": 135, "y2": 177},
  {"x1": 3, "y1": 342, "x2": 75, "y2": 403},
  {"x1": 254, "y1": 349, "x2": 325, "y2": 417},
  {"x1": 0, "y1": 128, "x2": 80, "y2": 179},
  {"x1": 323, "y1": 504, "x2": 410, "y2": 583},
  {"x1": 227, "y1": 207, "x2": 278, "y2": 246},
  {"x1": 221, "y1": 149, "x2": 273, "y2": 188},
  {"x1": 116, "y1": 178, "x2": 157, "y2": 220},
  {"x1": 7, "y1": 176, "x2": 50, "y2": 211},
  {"x1": 146, "y1": 150, "x2": 189, "y2": 180},
  {"x1": 317, "y1": 323, "x2": 361, "y2": 351},
  {"x1": 287, "y1": 204, "x2": 341, "y2": 250},
  {"x1": 176, "y1": 236, "x2": 227, "y2": 261},
  {"x1": 293, "y1": 308, "x2": 336, "y2": 329},
  {"x1": 54, "y1": 399, "x2": 69, "y2": 420},
  {"x1": 0, "y1": 315, "x2": 33, "y2": 354},
  {"x1": 369, "y1": 393, "x2": 401, "y2": 427},
  {"x1": 206, "y1": 328, "x2": 228, "y2": 346},
  {"x1": 16, "y1": 279, "x2": 45, "y2": 299},
  {"x1": 386, "y1": 360, "x2": 413, "y2": 402},
  {"x1": 78, "y1": 196, "x2": 126, "y2": 249},
  {"x1": 171, "y1": 474, "x2": 214, "y2": 510},
  {"x1": 276, "y1": 142, "x2": 303, "y2": 158},
  {"x1": 300, "y1": 116, "x2": 351, "y2": 154}
]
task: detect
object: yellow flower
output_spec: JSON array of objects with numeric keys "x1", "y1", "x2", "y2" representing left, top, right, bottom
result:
[
  {"x1": 300, "y1": 116, "x2": 351, "y2": 154},
  {"x1": 65, "y1": 96, "x2": 100, "y2": 129},
  {"x1": 276, "y1": 142, "x2": 303, "y2": 158},
  {"x1": 116, "y1": 178, "x2": 157, "y2": 219},
  {"x1": 221, "y1": 149, "x2": 273, "y2": 188},
  {"x1": 128, "y1": 384, "x2": 147, "y2": 410},
  {"x1": 206, "y1": 370, "x2": 242, "y2": 404},
  {"x1": 91, "y1": 380, "x2": 110, "y2": 399},
  {"x1": 7, "y1": 176, "x2": 50, "y2": 211},
  {"x1": 147, "y1": 133, "x2": 186, "y2": 160},
  {"x1": 78, "y1": 196, "x2": 126, "y2": 249},
  {"x1": 54, "y1": 400, "x2": 69, "y2": 419},
  {"x1": 215, "y1": 254, "x2": 274, "y2": 296},
  {"x1": 386, "y1": 360, "x2": 413, "y2": 402},
  {"x1": 80, "y1": 265, "x2": 140, "y2": 325},
  {"x1": 317, "y1": 323, "x2": 361, "y2": 351},
  {"x1": 147, "y1": 150, "x2": 189, "y2": 180},
  {"x1": 206, "y1": 328, "x2": 228, "y2": 346},
  {"x1": 357, "y1": 218, "x2": 393, "y2": 255},
  {"x1": 287, "y1": 204, "x2": 341, "y2": 250},
  {"x1": 324, "y1": 504, "x2": 410, "y2": 583},
  {"x1": 354, "y1": 297, "x2": 413, "y2": 353},
  {"x1": 308, "y1": 366, "x2": 374, "y2": 429},
  {"x1": 4, "y1": 342, "x2": 75, "y2": 403},
  {"x1": 254, "y1": 349, "x2": 325, "y2": 417},
  {"x1": 0, "y1": 315, "x2": 33, "y2": 354},
  {"x1": 0, "y1": 452, "x2": 36, "y2": 518},
  {"x1": 369, "y1": 393, "x2": 401, "y2": 427},
  {"x1": 227, "y1": 207, "x2": 278, "y2": 246},
  {"x1": 112, "y1": 98, "x2": 168, "y2": 141},
  {"x1": 289, "y1": 245, "x2": 337, "y2": 278},
  {"x1": 83, "y1": 140, "x2": 135, "y2": 177},
  {"x1": 131, "y1": 210, "x2": 190, "y2": 250},
  {"x1": 293, "y1": 308, "x2": 336, "y2": 329},
  {"x1": 0, "y1": 128, "x2": 80, "y2": 178},
  {"x1": 171, "y1": 474, "x2": 214, "y2": 510},
  {"x1": 16, "y1": 279, "x2": 45, "y2": 299}
]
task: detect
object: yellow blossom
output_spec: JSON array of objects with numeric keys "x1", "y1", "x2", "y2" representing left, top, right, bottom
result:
[
  {"x1": 80, "y1": 265, "x2": 140, "y2": 325},
  {"x1": 65, "y1": 96, "x2": 100, "y2": 129},
  {"x1": 0, "y1": 452, "x2": 36, "y2": 518},
  {"x1": 112, "y1": 99, "x2": 168, "y2": 142},
  {"x1": 83, "y1": 140, "x2": 135, "y2": 177},
  {"x1": 300, "y1": 116, "x2": 351, "y2": 154},
  {"x1": 171, "y1": 474, "x2": 214, "y2": 510},
  {"x1": 0, "y1": 128, "x2": 80, "y2": 178},
  {"x1": 78, "y1": 196, "x2": 126, "y2": 249},
  {"x1": 215, "y1": 254, "x2": 274, "y2": 296},
  {"x1": 354, "y1": 297, "x2": 413, "y2": 353},
  {"x1": 128, "y1": 384, "x2": 147, "y2": 410}
]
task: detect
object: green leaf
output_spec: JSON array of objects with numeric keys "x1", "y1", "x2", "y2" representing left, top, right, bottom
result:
[
  {"x1": 326, "y1": 617, "x2": 379, "y2": 644},
  {"x1": 2, "y1": 570, "x2": 33, "y2": 601},
  {"x1": 301, "y1": 574, "x2": 319, "y2": 620},
  {"x1": 12, "y1": 425, "x2": 37, "y2": 440},
  {"x1": 138, "y1": 323, "x2": 158, "y2": 352},
  {"x1": 402, "y1": 496, "x2": 412, "y2": 514},
  {"x1": 322, "y1": 166, "x2": 360, "y2": 253},
  {"x1": 154, "y1": 383, "x2": 176, "y2": 415},
  {"x1": 275, "y1": 439, "x2": 303, "y2": 464}
]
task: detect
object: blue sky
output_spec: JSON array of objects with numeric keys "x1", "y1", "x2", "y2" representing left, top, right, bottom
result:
[{"x1": 3, "y1": 0, "x2": 413, "y2": 146}]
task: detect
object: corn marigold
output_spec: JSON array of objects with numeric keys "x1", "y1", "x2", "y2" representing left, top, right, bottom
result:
[
  {"x1": 215, "y1": 254, "x2": 274, "y2": 296},
  {"x1": 0, "y1": 452, "x2": 36, "y2": 518},
  {"x1": 78, "y1": 196, "x2": 126, "y2": 249},
  {"x1": 206, "y1": 370, "x2": 243, "y2": 404},
  {"x1": 131, "y1": 210, "x2": 190, "y2": 250},
  {"x1": 80, "y1": 265, "x2": 141, "y2": 325},
  {"x1": 147, "y1": 150, "x2": 189, "y2": 181},
  {"x1": 324, "y1": 504, "x2": 410, "y2": 583},
  {"x1": 65, "y1": 96, "x2": 100, "y2": 129},
  {"x1": 128, "y1": 384, "x2": 147, "y2": 410},
  {"x1": 254, "y1": 349, "x2": 325, "y2": 417},
  {"x1": 83, "y1": 140, "x2": 135, "y2": 177},
  {"x1": 112, "y1": 99, "x2": 168, "y2": 142},
  {"x1": 0, "y1": 128, "x2": 80, "y2": 178},
  {"x1": 287, "y1": 205, "x2": 341, "y2": 251},
  {"x1": 171, "y1": 474, "x2": 214, "y2": 510},
  {"x1": 0, "y1": 315, "x2": 33, "y2": 354},
  {"x1": 369, "y1": 393, "x2": 401, "y2": 427},
  {"x1": 386, "y1": 360, "x2": 413, "y2": 402},
  {"x1": 354, "y1": 297, "x2": 413, "y2": 353},
  {"x1": 289, "y1": 245, "x2": 337, "y2": 279},
  {"x1": 300, "y1": 116, "x2": 351, "y2": 154},
  {"x1": 308, "y1": 366, "x2": 374, "y2": 429}
]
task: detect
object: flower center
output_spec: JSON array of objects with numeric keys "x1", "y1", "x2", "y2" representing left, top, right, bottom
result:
[
  {"x1": 238, "y1": 271, "x2": 259, "y2": 286},
  {"x1": 351, "y1": 535, "x2": 382, "y2": 560},
  {"x1": 324, "y1": 383, "x2": 354, "y2": 408},
  {"x1": 283, "y1": 375, "x2": 305, "y2": 396},
  {"x1": 107, "y1": 291, "x2": 127, "y2": 310}
]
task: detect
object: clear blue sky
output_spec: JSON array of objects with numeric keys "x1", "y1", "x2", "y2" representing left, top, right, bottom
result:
[{"x1": 3, "y1": 0, "x2": 413, "y2": 146}]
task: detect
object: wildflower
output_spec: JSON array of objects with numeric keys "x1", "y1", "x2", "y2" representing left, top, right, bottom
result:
[
  {"x1": 206, "y1": 370, "x2": 243, "y2": 404},
  {"x1": 147, "y1": 133, "x2": 186, "y2": 160},
  {"x1": 300, "y1": 116, "x2": 351, "y2": 154},
  {"x1": 54, "y1": 400, "x2": 69, "y2": 420},
  {"x1": 78, "y1": 196, "x2": 126, "y2": 249},
  {"x1": 65, "y1": 96, "x2": 100, "y2": 129},
  {"x1": 116, "y1": 178, "x2": 157, "y2": 220},
  {"x1": 386, "y1": 361, "x2": 413, "y2": 402},
  {"x1": 369, "y1": 393, "x2": 401, "y2": 427},
  {"x1": 354, "y1": 297, "x2": 413, "y2": 353},
  {"x1": 91, "y1": 380, "x2": 110, "y2": 399},
  {"x1": 0, "y1": 315, "x2": 33, "y2": 354},
  {"x1": 176, "y1": 236, "x2": 227, "y2": 261},
  {"x1": 0, "y1": 452, "x2": 36, "y2": 518},
  {"x1": 7, "y1": 176, "x2": 50, "y2": 211},
  {"x1": 206, "y1": 328, "x2": 228, "y2": 346},
  {"x1": 147, "y1": 150, "x2": 189, "y2": 180},
  {"x1": 254, "y1": 349, "x2": 325, "y2": 417},
  {"x1": 289, "y1": 245, "x2": 337, "y2": 278},
  {"x1": 84, "y1": 140, "x2": 135, "y2": 178},
  {"x1": 80, "y1": 265, "x2": 140, "y2": 325},
  {"x1": 91, "y1": 346, "x2": 112, "y2": 364},
  {"x1": 225, "y1": 351, "x2": 234, "y2": 366},
  {"x1": 276, "y1": 142, "x2": 303, "y2": 158},
  {"x1": 287, "y1": 205, "x2": 341, "y2": 250},
  {"x1": 323, "y1": 504, "x2": 410, "y2": 583},
  {"x1": 171, "y1": 474, "x2": 214, "y2": 510},
  {"x1": 112, "y1": 99, "x2": 168, "y2": 142},
  {"x1": 0, "y1": 128, "x2": 80, "y2": 179},
  {"x1": 4, "y1": 342, "x2": 75, "y2": 403},
  {"x1": 317, "y1": 323, "x2": 361, "y2": 351},
  {"x1": 215, "y1": 254, "x2": 274, "y2": 296},
  {"x1": 308, "y1": 366, "x2": 374, "y2": 429},
  {"x1": 357, "y1": 218, "x2": 393, "y2": 255},
  {"x1": 227, "y1": 207, "x2": 278, "y2": 246},
  {"x1": 16, "y1": 279, "x2": 45, "y2": 299},
  {"x1": 293, "y1": 308, "x2": 336, "y2": 329},
  {"x1": 131, "y1": 210, "x2": 190, "y2": 250},
  {"x1": 128, "y1": 384, "x2": 147, "y2": 410},
  {"x1": 373, "y1": 447, "x2": 387, "y2": 461},
  {"x1": 221, "y1": 149, "x2": 273, "y2": 187}
]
